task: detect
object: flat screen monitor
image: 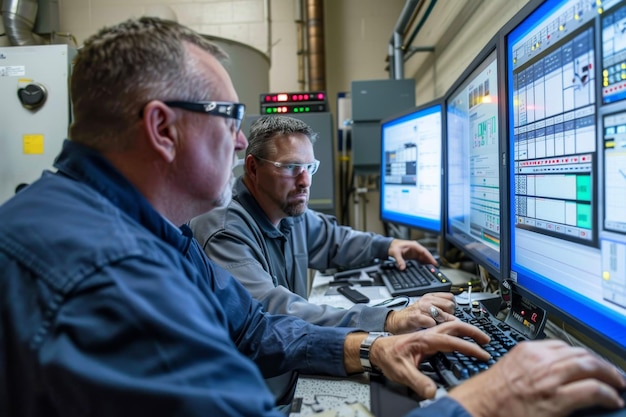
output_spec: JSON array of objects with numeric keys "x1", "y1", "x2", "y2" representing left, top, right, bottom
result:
[
  {"x1": 380, "y1": 101, "x2": 443, "y2": 233},
  {"x1": 506, "y1": 0, "x2": 626, "y2": 364},
  {"x1": 445, "y1": 40, "x2": 504, "y2": 279}
]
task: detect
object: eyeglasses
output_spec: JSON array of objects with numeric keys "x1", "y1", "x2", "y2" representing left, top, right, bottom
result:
[
  {"x1": 254, "y1": 156, "x2": 320, "y2": 177},
  {"x1": 164, "y1": 101, "x2": 246, "y2": 133}
]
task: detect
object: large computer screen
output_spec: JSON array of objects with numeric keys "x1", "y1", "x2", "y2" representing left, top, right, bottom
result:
[
  {"x1": 506, "y1": 0, "x2": 626, "y2": 361},
  {"x1": 445, "y1": 41, "x2": 504, "y2": 279},
  {"x1": 380, "y1": 101, "x2": 443, "y2": 233}
]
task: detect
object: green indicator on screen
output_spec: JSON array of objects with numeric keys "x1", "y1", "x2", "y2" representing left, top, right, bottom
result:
[
  {"x1": 577, "y1": 203, "x2": 591, "y2": 229},
  {"x1": 576, "y1": 175, "x2": 591, "y2": 201}
]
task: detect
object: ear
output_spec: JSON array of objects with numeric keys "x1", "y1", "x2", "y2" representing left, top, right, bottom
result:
[
  {"x1": 141, "y1": 100, "x2": 179, "y2": 163},
  {"x1": 245, "y1": 154, "x2": 259, "y2": 181}
]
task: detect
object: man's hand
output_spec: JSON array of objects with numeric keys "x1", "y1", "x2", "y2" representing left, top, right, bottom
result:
[
  {"x1": 368, "y1": 321, "x2": 491, "y2": 399},
  {"x1": 448, "y1": 340, "x2": 626, "y2": 417},
  {"x1": 388, "y1": 239, "x2": 438, "y2": 268},
  {"x1": 385, "y1": 292, "x2": 457, "y2": 333}
]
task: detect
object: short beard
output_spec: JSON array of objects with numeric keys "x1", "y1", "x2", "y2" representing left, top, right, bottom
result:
[
  {"x1": 282, "y1": 200, "x2": 307, "y2": 217},
  {"x1": 214, "y1": 175, "x2": 235, "y2": 208}
]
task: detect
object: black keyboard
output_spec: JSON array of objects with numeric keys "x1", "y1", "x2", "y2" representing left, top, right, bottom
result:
[
  {"x1": 379, "y1": 260, "x2": 452, "y2": 297},
  {"x1": 431, "y1": 305, "x2": 527, "y2": 388}
]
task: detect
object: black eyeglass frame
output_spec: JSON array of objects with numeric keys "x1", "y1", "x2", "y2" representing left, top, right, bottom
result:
[{"x1": 164, "y1": 101, "x2": 246, "y2": 132}]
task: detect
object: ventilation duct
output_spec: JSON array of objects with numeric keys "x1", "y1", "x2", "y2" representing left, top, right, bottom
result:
[{"x1": 2, "y1": 0, "x2": 60, "y2": 46}]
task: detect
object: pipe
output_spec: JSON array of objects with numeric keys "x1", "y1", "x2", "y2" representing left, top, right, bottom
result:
[
  {"x1": 388, "y1": 0, "x2": 421, "y2": 80},
  {"x1": 393, "y1": 31, "x2": 404, "y2": 79},
  {"x1": 306, "y1": 0, "x2": 325, "y2": 91},
  {"x1": 2, "y1": 0, "x2": 44, "y2": 45},
  {"x1": 34, "y1": 0, "x2": 60, "y2": 35},
  {"x1": 296, "y1": 0, "x2": 306, "y2": 90},
  {"x1": 402, "y1": 0, "x2": 438, "y2": 61}
]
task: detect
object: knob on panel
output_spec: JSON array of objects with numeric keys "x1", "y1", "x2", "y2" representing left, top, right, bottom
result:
[{"x1": 17, "y1": 83, "x2": 48, "y2": 110}]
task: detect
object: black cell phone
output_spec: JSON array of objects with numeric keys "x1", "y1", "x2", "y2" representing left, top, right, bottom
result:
[{"x1": 337, "y1": 286, "x2": 370, "y2": 304}]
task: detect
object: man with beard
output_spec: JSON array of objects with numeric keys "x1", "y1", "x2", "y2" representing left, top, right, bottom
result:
[{"x1": 190, "y1": 115, "x2": 459, "y2": 405}]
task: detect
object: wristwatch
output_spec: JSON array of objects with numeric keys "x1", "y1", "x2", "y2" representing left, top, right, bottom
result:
[{"x1": 359, "y1": 332, "x2": 390, "y2": 373}]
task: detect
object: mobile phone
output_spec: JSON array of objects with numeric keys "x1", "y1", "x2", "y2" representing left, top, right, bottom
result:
[{"x1": 337, "y1": 286, "x2": 370, "y2": 304}]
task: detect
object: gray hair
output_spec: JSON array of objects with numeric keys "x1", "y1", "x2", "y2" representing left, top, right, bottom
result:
[
  {"x1": 69, "y1": 16, "x2": 229, "y2": 151},
  {"x1": 245, "y1": 115, "x2": 318, "y2": 160}
]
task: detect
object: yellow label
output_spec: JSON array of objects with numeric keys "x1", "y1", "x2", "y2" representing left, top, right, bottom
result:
[{"x1": 23, "y1": 134, "x2": 44, "y2": 154}]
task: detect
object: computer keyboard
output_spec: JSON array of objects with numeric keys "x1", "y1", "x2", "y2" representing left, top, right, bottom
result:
[
  {"x1": 430, "y1": 305, "x2": 528, "y2": 388},
  {"x1": 379, "y1": 260, "x2": 452, "y2": 297}
]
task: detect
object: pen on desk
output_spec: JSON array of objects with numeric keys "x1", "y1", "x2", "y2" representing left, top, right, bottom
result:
[{"x1": 467, "y1": 281, "x2": 472, "y2": 308}]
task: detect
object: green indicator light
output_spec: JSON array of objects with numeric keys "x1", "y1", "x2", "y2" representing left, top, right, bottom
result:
[
  {"x1": 294, "y1": 108, "x2": 299, "y2": 113},
  {"x1": 305, "y1": 107, "x2": 310, "y2": 112}
]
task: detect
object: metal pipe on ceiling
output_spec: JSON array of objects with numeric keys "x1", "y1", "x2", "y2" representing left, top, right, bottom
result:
[
  {"x1": 388, "y1": 0, "x2": 422, "y2": 80},
  {"x1": 402, "y1": 0, "x2": 438, "y2": 60},
  {"x1": 306, "y1": 0, "x2": 326, "y2": 91},
  {"x1": 388, "y1": 0, "x2": 439, "y2": 79}
]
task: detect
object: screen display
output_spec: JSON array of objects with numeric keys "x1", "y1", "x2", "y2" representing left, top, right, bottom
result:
[
  {"x1": 446, "y1": 47, "x2": 502, "y2": 277},
  {"x1": 380, "y1": 102, "x2": 443, "y2": 233},
  {"x1": 602, "y1": 1, "x2": 626, "y2": 104},
  {"x1": 507, "y1": 0, "x2": 626, "y2": 357}
]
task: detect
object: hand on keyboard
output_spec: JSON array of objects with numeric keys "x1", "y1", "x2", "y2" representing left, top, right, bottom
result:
[
  {"x1": 384, "y1": 292, "x2": 457, "y2": 333},
  {"x1": 447, "y1": 339, "x2": 626, "y2": 417},
  {"x1": 368, "y1": 321, "x2": 491, "y2": 400},
  {"x1": 387, "y1": 239, "x2": 438, "y2": 268}
]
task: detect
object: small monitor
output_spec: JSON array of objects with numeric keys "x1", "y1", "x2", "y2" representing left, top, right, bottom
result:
[
  {"x1": 505, "y1": 0, "x2": 626, "y2": 365},
  {"x1": 380, "y1": 101, "x2": 443, "y2": 233},
  {"x1": 444, "y1": 39, "x2": 504, "y2": 279}
]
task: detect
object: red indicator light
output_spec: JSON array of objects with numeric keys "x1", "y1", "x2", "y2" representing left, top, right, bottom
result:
[
  {"x1": 318, "y1": 93, "x2": 324, "y2": 100},
  {"x1": 277, "y1": 94, "x2": 288, "y2": 102}
]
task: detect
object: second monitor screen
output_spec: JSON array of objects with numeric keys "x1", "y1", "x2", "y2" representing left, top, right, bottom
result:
[
  {"x1": 380, "y1": 103, "x2": 443, "y2": 233},
  {"x1": 446, "y1": 48, "x2": 502, "y2": 275}
]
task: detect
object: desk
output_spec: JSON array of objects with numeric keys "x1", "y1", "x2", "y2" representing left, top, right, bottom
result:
[
  {"x1": 290, "y1": 271, "x2": 377, "y2": 417},
  {"x1": 290, "y1": 267, "x2": 472, "y2": 417},
  {"x1": 308, "y1": 266, "x2": 474, "y2": 308}
]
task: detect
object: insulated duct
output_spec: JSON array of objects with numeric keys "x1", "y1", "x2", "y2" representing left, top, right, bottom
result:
[
  {"x1": 2, "y1": 0, "x2": 60, "y2": 46},
  {"x1": 306, "y1": 0, "x2": 326, "y2": 91}
]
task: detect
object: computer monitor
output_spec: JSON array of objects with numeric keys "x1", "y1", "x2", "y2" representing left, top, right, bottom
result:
[
  {"x1": 379, "y1": 100, "x2": 444, "y2": 234},
  {"x1": 444, "y1": 38, "x2": 505, "y2": 279},
  {"x1": 505, "y1": 0, "x2": 626, "y2": 365}
]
